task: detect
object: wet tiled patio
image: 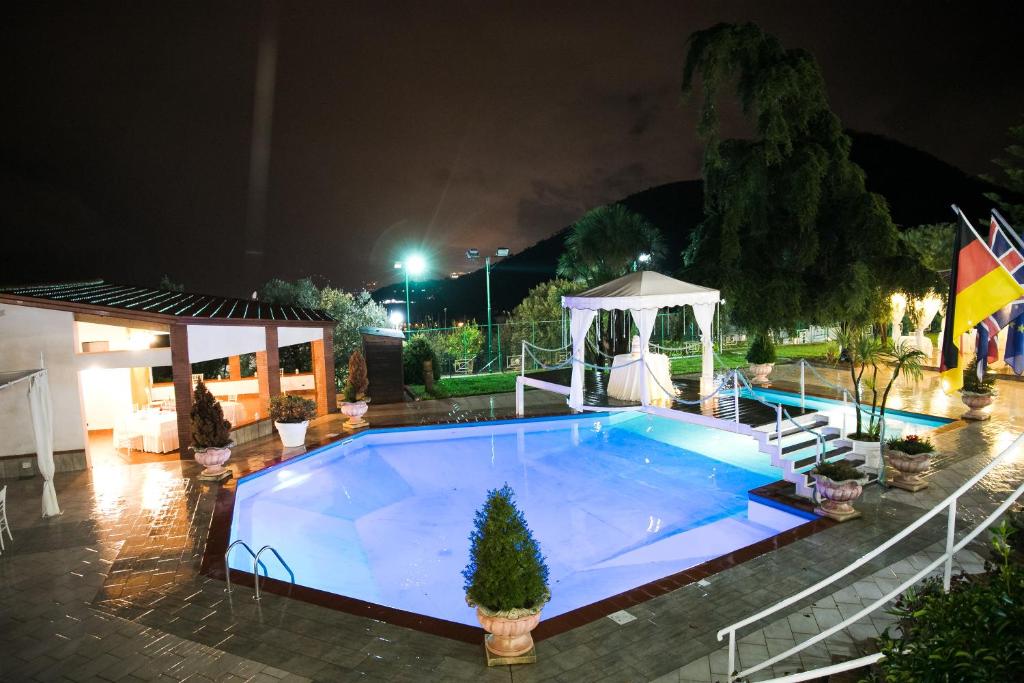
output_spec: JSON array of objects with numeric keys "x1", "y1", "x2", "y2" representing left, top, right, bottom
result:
[{"x1": 1, "y1": 363, "x2": 1021, "y2": 682}]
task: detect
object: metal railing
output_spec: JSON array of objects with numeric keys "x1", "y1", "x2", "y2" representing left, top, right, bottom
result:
[
  {"x1": 224, "y1": 539, "x2": 294, "y2": 601},
  {"x1": 717, "y1": 431, "x2": 1024, "y2": 682}
]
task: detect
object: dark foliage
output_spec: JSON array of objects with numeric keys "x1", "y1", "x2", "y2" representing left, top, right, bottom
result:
[
  {"x1": 810, "y1": 459, "x2": 862, "y2": 482},
  {"x1": 402, "y1": 335, "x2": 439, "y2": 385},
  {"x1": 745, "y1": 333, "x2": 777, "y2": 364},
  {"x1": 886, "y1": 434, "x2": 934, "y2": 455},
  {"x1": 269, "y1": 394, "x2": 316, "y2": 423},
  {"x1": 962, "y1": 358, "x2": 997, "y2": 394},
  {"x1": 462, "y1": 485, "x2": 550, "y2": 613},
  {"x1": 190, "y1": 380, "x2": 232, "y2": 449}
]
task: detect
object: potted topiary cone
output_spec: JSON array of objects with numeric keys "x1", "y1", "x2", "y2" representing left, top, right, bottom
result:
[
  {"x1": 270, "y1": 394, "x2": 317, "y2": 448},
  {"x1": 960, "y1": 359, "x2": 996, "y2": 420},
  {"x1": 340, "y1": 349, "x2": 369, "y2": 429},
  {"x1": 190, "y1": 380, "x2": 234, "y2": 481},
  {"x1": 746, "y1": 333, "x2": 777, "y2": 385},
  {"x1": 810, "y1": 459, "x2": 866, "y2": 522},
  {"x1": 463, "y1": 485, "x2": 550, "y2": 666}
]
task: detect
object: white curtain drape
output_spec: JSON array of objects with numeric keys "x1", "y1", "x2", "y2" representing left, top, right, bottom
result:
[
  {"x1": 691, "y1": 302, "x2": 716, "y2": 392},
  {"x1": 28, "y1": 372, "x2": 61, "y2": 518},
  {"x1": 891, "y1": 294, "x2": 907, "y2": 340},
  {"x1": 915, "y1": 295, "x2": 943, "y2": 350},
  {"x1": 629, "y1": 308, "x2": 658, "y2": 406},
  {"x1": 568, "y1": 308, "x2": 597, "y2": 411}
]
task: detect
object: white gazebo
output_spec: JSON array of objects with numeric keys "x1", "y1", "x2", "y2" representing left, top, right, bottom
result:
[
  {"x1": 561, "y1": 271, "x2": 721, "y2": 411},
  {"x1": 0, "y1": 367, "x2": 61, "y2": 517}
]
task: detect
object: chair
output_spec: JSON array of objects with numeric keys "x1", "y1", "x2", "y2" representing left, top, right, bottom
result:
[
  {"x1": 0, "y1": 485, "x2": 12, "y2": 553},
  {"x1": 114, "y1": 418, "x2": 144, "y2": 459}
]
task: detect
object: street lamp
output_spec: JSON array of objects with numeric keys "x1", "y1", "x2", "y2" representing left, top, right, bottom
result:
[
  {"x1": 466, "y1": 247, "x2": 511, "y2": 365},
  {"x1": 394, "y1": 254, "x2": 426, "y2": 331}
]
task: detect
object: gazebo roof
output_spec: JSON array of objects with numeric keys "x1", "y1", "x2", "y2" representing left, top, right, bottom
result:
[{"x1": 562, "y1": 271, "x2": 720, "y2": 311}]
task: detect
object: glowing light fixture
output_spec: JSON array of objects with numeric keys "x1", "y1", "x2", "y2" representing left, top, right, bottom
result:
[
  {"x1": 637, "y1": 252, "x2": 651, "y2": 264},
  {"x1": 389, "y1": 310, "x2": 405, "y2": 327},
  {"x1": 405, "y1": 253, "x2": 426, "y2": 276}
]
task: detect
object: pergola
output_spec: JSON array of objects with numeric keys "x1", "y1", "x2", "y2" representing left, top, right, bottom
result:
[{"x1": 561, "y1": 271, "x2": 721, "y2": 410}]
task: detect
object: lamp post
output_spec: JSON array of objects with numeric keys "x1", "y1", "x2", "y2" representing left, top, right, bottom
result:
[
  {"x1": 466, "y1": 247, "x2": 510, "y2": 367},
  {"x1": 394, "y1": 254, "x2": 426, "y2": 333}
]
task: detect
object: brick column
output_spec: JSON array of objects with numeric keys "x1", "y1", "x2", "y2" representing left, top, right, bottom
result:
[
  {"x1": 256, "y1": 326, "x2": 280, "y2": 419},
  {"x1": 312, "y1": 331, "x2": 337, "y2": 415},
  {"x1": 227, "y1": 355, "x2": 241, "y2": 380},
  {"x1": 169, "y1": 323, "x2": 192, "y2": 457}
]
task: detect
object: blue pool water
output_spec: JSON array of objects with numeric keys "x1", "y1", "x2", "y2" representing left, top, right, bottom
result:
[
  {"x1": 741, "y1": 387, "x2": 952, "y2": 437},
  {"x1": 229, "y1": 412, "x2": 810, "y2": 625}
]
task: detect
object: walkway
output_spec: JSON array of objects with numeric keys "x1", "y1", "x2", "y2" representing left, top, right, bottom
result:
[{"x1": 0, "y1": 363, "x2": 1020, "y2": 682}]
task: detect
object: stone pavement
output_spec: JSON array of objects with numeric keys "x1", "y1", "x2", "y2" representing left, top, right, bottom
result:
[{"x1": 0, "y1": 366, "x2": 1021, "y2": 682}]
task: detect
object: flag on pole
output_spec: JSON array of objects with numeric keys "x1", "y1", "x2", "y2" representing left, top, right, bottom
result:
[
  {"x1": 1007, "y1": 318, "x2": 1024, "y2": 374},
  {"x1": 939, "y1": 207, "x2": 1024, "y2": 393}
]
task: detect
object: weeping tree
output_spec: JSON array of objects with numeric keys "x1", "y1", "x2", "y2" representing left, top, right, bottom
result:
[
  {"x1": 557, "y1": 204, "x2": 666, "y2": 353},
  {"x1": 680, "y1": 23, "x2": 932, "y2": 336}
]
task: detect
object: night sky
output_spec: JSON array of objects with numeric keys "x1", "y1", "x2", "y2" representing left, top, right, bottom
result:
[{"x1": 3, "y1": 1, "x2": 1022, "y2": 297}]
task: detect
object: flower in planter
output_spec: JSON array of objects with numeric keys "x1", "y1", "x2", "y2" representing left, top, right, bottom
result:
[
  {"x1": 886, "y1": 434, "x2": 935, "y2": 455},
  {"x1": 810, "y1": 459, "x2": 863, "y2": 482}
]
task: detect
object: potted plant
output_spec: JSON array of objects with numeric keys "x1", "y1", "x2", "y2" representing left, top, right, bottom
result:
[
  {"x1": 837, "y1": 330, "x2": 926, "y2": 472},
  {"x1": 463, "y1": 485, "x2": 550, "y2": 665},
  {"x1": 270, "y1": 394, "x2": 317, "y2": 448},
  {"x1": 190, "y1": 380, "x2": 234, "y2": 481},
  {"x1": 340, "y1": 349, "x2": 370, "y2": 429},
  {"x1": 885, "y1": 434, "x2": 935, "y2": 492},
  {"x1": 746, "y1": 333, "x2": 777, "y2": 385},
  {"x1": 810, "y1": 459, "x2": 866, "y2": 522},
  {"x1": 960, "y1": 358, "x2": 996, "y2": 420}
]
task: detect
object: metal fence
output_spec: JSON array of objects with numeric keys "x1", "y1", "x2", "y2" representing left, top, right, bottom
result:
[{"x1": 404, "y1": 313, "x2": 837, "y2": 378}]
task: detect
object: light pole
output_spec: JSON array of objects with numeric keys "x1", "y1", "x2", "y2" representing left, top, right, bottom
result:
[
  {"x1": 394, "y1": 253, "x2": 426, "y2": 333},
  {"x1": 466, "y1": 247, "x2": 510, "y2": 366}
]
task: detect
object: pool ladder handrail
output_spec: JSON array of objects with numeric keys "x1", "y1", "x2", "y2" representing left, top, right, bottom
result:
[{"x1": 224, "y1": 539, "x2": 294, "y2": 600}]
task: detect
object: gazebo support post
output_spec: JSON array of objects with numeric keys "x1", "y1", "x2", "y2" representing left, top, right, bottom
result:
[
  {"x1": 256, "y1": 326, "x2": 281, "y2": 420},
  {"x1": 227, "y1": 355, "x2": 242, "y2": 380},
  {"x1": 169, "y1": 323, "x2": 193, "y2": 458},
  {"x1": 311, "y1": 334, "x2": 337, "y2": 415}
]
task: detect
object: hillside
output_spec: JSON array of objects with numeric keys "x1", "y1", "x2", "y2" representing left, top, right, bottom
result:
[{"x1": 374, "y1": 131, "x2": 1015, "y2": 322}]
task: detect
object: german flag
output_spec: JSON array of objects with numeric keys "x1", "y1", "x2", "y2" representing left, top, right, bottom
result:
[{"x1": 940, "y1": 208, "x2": 1024, "y2": 392}]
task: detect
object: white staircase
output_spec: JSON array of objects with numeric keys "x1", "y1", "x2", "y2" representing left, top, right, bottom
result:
[{"x1": 747, "y1": 411, "x2": 872, "y2": 498}]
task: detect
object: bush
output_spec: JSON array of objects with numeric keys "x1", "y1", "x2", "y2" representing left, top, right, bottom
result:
[
  {"x1": 810, "y1": 459, "x2": 862, "y2": 482},
  {"x1": 886, "y1": 434, "x2": 935, "y2": 455},
  {"x1": 963, "y1": 358, "x2": 997, "y2": 394},
  {"x1": 746, "y1": 333, "x2": 777, "y2": 364},
  {"x1": 874, "y1": 524, "x2": 1024, "y2": 681},
  {"x1": 347, "y1": 349, "x2": 369, "y2": 399},
  {"x1": 403, "y1": 335, "x2": 439, "y2": 384},
  {"x1": 190, "y1": 380, "x2": 232, "y2": 449},
  {"x1": 269, "y1": 394, "x2": 317, "y2": 423},
  {"x1": 463, "y1": 485, "x2": 550, "y2": 614}
]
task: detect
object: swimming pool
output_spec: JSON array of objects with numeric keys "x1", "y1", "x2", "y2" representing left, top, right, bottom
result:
[
  {"x1": 228, "y1": 412, "x2": 811, "y2": 626},
  {"x1": 740, "y1": 387, "x2": 953, "y2": 437}
]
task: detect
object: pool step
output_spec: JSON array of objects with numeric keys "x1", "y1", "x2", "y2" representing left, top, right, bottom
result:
[
  {"x1": 764, "y1": 418, "x2": 830, "y2": 441},
  {"x1": 778, "y1": 431, "x2": 840, "y2": 455},
  {"x1": 791, "y1": 445, "x2": 853, "y2": 471}
]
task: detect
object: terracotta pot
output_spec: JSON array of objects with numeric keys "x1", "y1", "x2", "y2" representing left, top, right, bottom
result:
[
  {"x1": 960, "y1": 390, "x2": 994, "y2": 421},
  {"x1": 813, "y1": 474, "x2": 863, "y2": 522},
  {"x1": 476, "y1": 606, "x2": 542, "y2": 658},
  {"x1": 887, "y1": 448, "x2": 931, "y2": 491},
  {"x1": 275, "y1": 420, "x2": 308, "y2": 448},
  {"x1": 749, "y1": 362, "x2": 774, "y2": 386},
  {"x1": 193, "y1": 443, "x2": 232, "y2": 480},
  {"x1": 341, "y1": 401, "x2": 369, "y2": 429}
]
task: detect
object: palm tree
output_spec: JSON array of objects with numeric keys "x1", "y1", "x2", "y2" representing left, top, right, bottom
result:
[
  {"x1": 838, "y1": 329, "x2": 925, "y2": 437},
  {"x1": 556, "y1": 204, "x2": 665, "y2": 285}
]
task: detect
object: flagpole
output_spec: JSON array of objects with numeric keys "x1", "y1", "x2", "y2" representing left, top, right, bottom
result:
[
  {"x1": 951, "y1": 204, "x2": 1023, "y2": 282},
  {"x1": 992, "y1": 208, "x2": 1024, "y2": 250}
]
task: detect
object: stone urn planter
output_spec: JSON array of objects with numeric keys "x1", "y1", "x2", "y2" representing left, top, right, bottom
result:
[
  {"x1": 960, "y1": 390, "x2": 994, "y2": 421},
  {"x1": 194, "y1": 443, "x2": 233, "y2": 481},
  {"x1": 811, "y1": 461, "x2": 866, "y2": 522},
  {"x1": 887, "y1": 449, "x2": 931, "y2": 492},
  {"x1": 475, "y1": 605, "x2": 543, "y2": 661},
  {"x1": 275, "y1": 421, "x2": 308, "y2": 448},
  {"x1": 748, "y1": 362, "x2": 775, "y2": 386},
  {"x1": 341, "y1": 401, "x2": 369, "y2": 429}
]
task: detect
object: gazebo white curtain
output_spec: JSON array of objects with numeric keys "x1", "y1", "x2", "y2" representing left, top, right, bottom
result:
[
  {"x1": 0, "y1": 368, "x2": 61, "y2": 518},
  {"x1": 562, "y1": 271, "x2": 721, "y2": 411}
]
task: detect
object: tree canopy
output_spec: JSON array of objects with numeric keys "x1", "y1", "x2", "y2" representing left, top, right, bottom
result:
[
  {"x1": 984, "y1": 120, "x2": 1024, "y2": 226},
  {"x1": 680, "y1": 23, "x2": 933, "y2": 332},
  {"x1": 557, "y1": 204, "x2": 665, "y2": 285}
]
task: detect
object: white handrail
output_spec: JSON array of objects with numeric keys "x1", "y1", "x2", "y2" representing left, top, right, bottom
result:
[{"x1": 718, "y1": 431, "x2": 1024, "y2": 681}]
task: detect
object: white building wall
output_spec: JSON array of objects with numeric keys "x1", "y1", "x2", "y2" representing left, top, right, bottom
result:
[{"x1": 0, "y1": 304, "x2": 86, "y2": 456}]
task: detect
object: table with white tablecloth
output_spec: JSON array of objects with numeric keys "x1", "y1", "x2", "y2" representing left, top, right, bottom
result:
[
  {"x1": 606, "y1": 351, "x2": 674, "y2": 406},
  {"x1": 218, "y1": 400, "x2": 243, "y2": 426},
  {"x1": 117, "y1": 410, "x2": 180, "y2": 453}
]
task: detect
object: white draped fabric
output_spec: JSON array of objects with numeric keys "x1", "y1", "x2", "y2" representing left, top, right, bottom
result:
[
  {"x1": 28, "y1": 372, "x2": 61, "y2": 517},
  {"x1": 562, "y1": 271, "x2": 721, "y2": 410},
  {"x1": 915, "y1": 295, "x2": 943, "y2": 352},
  {"x1": 890, "y1": 294, "x2": 907, "y2": 340},
  {"x1": 629, "y1": 308, "x2": 658, "y2": 405},
  {"x1": 568, "y1": 308, "x2": 597, "y2": 411},
  {"x1": 691, "y1": 302, "x2": 716, "y2": 390}
]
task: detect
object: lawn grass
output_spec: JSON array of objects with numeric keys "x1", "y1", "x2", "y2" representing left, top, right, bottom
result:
[{"x1": 408, "y1": 341, "x2": 834, "y2": 398}]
